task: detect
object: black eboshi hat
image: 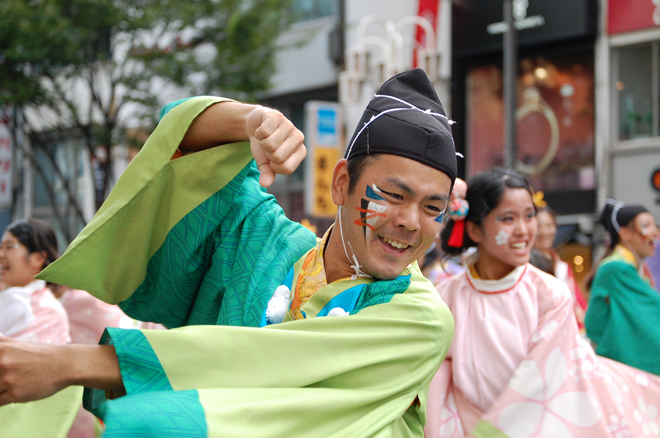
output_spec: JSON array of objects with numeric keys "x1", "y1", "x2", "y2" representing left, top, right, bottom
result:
[{"x1": 344, "y1": 68, "x2": 458, "y2": 184}]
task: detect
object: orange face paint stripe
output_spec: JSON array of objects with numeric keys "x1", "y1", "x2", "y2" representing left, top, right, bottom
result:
[{"x1": 354, "y1": 219, "x2": 376, "y2": 231}]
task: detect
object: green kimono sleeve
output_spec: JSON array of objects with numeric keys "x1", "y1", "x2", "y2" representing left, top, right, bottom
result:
[
  {"x1": 37, "y1": 97, "x2": 317, "y2": 328},
  {"x1": 0, "y1": 386, "x2": 82, "y2": 438},
  {"x1": 586, "y1": 258, "x2": 660, "y2": 374},
  {"x1": 89, "y1": 270, "x2": 454, "y2": 438}
]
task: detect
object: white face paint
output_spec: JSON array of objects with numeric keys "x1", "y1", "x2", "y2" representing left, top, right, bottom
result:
[
  {"x1": 365, "y1": 201, "x2": 388, "y2": 240},
  {"x1": 495, "y1": 229, "x2": 510, "y2": 246}
]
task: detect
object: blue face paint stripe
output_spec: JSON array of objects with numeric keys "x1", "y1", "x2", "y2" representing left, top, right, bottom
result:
[
  {"x1": 435, "y1": 211, "x2": 445, "y2": 223},
  {"x1": 366, "y1": 185, "x2": 385, "y2": 201}
]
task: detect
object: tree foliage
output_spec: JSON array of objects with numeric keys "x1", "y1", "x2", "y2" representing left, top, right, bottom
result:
[{"x1": 0, "y1": 0, "x2": 294, "y2": 239}]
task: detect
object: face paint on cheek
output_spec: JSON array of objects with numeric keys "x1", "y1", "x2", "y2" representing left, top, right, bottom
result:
[
  {"x1": 495, "y1": 229, "x2": 509, "y2": 246},
  {"x1": 366, "y1": 184, "x2": 385, "y2": 201},
  {"x1": 355, "y1": 199, "x2": 388, "y2": 239},
  {"x1": 435, "y1": 211, "x2": 445, "y2": 224}
]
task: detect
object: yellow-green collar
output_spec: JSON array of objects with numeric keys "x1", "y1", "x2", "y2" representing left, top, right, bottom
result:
[{"x1": 614, "y1": 244, "x2": 639, "y2": 268}]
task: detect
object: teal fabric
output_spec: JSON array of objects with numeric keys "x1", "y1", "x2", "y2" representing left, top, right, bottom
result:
[
  {"x1": 119, "y1": 95, "x2": 317, "y2": 328},
  {"x1": 84, "y1": 328, "x2": 173, "y2": 414},
  {"x1": 352, "y1": 274, "x2": 411, "y2": 314},
  {"x1": 99, "y1": 390, "x2": 207, "y2": 438},
  {"x1": 585, "y1": 255, "x2": 660, "y2": 374},
  {"x1": 118, "y1": 161, "x2": 317, "y2": 328},
  {"x1": 160, "y1": 98, "x2": 194, "y2": 120}
]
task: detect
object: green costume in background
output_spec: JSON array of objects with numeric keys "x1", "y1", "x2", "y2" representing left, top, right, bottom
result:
[
  {"x1": 585, "y1": 245, "x2": 660, "y2": 374},
  {"x1": 38, "y1": 97, "x2": 454, "y2": 437}
]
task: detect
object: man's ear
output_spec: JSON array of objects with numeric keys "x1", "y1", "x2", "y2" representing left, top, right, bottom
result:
[
  {"x1": 331, "y1": 159, "x2": 350, "y2": 207},
  {"x1": 465, "y1": 221, "x2": 483, "y2": 244}
]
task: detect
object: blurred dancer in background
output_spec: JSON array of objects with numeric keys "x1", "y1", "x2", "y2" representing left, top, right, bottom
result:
[
  {"x1": 0, "y1": 219, "x2": 82, "y2": 438},
  {"x1": 0, "y1": 219, "x2": 69, "y2": 343},
  {"x1": 585, "y1": 199, "x2": 660, "y2": 374},
  {"x1": 533, "y1": 202, "x2": 588, "y2": 330}
]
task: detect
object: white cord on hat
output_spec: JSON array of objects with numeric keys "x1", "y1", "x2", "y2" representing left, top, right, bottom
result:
[
  {"x1": 373, "y1": 94, "x2": 456, "y2": 124},
  {"x1": 345, "y1": 94, "x2": 459, "y2": 159},
  {"x1": 606, "y1": 198, "x2": 625, "y2": 234}
]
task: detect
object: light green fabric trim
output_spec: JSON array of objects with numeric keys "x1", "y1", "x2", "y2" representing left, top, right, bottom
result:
[
  {"x1": 37, "y1": 97, "x2": 254, "y2": 304},
  {"x1": 471, "y1": 420, "x2": 510, "y2": 438},
  {"x1": 0, "y1": 386, "x2": 82, "y2": 438},
  {"x1": 141, "y1": 279, "x2": 453, "y2": 437}
]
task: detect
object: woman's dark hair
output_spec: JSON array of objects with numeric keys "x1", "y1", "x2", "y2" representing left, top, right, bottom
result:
[
  {"x1": 535, "y1": 206, "x2": 558, "y2": 272},
  {"x1": 585, "y1": 200, "x2": 650, "y2": 291},
  {"x1": 5, "y1": 218, "x2": 59, "y2": 270},
  {"x1": 536, "y1": 206, "x2": 557, "y2": 224},
  {"x1": 440, "y1": 168, "x2": 535, "y2": 255},
  {"x1": 529, "y1": 249, "x2": 555, "y2": 276}
]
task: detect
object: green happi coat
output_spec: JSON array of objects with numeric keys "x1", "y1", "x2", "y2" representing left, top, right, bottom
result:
[
  {"x1": 37, "y1": 97, "x2": 454, "y2": 438},
  {"x1": 585, "y1": 245, "x2": 660, "y2": 374}
]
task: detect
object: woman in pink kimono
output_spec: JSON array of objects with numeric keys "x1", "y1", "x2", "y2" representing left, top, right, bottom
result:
[
  {"x1": 0, "y1": 219, "x2": 86, "y2": 438},
  {"x1": 0, "y1": 219, "x2": 69, "y2": 344},
  {"x1": 425, "y1": 169, "x2": 660, "y2": 438}
]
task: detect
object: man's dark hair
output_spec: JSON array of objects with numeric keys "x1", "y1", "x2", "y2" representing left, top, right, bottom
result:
[{"x1": 347, "y1": 154, "x2": 381, "y2": 194}]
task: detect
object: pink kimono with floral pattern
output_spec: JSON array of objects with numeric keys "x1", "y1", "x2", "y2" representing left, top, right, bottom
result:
[{"x1": 426, "y1": 263, "x2": 660, "y2": 438}]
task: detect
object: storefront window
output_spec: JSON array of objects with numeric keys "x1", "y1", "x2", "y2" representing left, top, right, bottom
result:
[
  {"x1": 466, "y1": 52, "x2": 595, "y2": 192},
  {"x1": 617, "y1": 44, "x2": 653, "y2": 140}
]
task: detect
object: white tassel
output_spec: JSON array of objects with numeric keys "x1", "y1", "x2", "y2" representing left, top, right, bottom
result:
[
  {"x1": 328, "y1": 308, "x2": 350, "y2": 317},
  {"x1": 265, "y1": 285, "x2": 292, "y2": 325}
]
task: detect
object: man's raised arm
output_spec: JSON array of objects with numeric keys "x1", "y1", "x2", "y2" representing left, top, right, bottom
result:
[{"x1": 179, "y1": 100, "x2": 306, "y2": 188}]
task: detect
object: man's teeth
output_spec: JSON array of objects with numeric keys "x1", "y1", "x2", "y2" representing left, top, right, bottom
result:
[
  {"x1": 383, "y1": 237, "x2": 409, "y2": 249},
  {"x1": 511, "y1": 242, "x2": 527, "y2": 250}
]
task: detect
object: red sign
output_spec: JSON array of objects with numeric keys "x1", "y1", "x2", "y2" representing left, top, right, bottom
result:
[
  {"x1": 413, "y1": 0, "x2": 440, "y2": 67},
  {"x1": 609, "y1": 0, "x2": 660, "y2": 34}
]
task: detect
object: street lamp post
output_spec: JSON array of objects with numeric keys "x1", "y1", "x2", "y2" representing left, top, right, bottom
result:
[{"x1": 503, "y1": 0, "x2": 518, "y2": 169}]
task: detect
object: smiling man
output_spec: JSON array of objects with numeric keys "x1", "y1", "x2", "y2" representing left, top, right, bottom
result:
[{"x1": 0, "y1": 69, "x2": 457, "y2": 437}]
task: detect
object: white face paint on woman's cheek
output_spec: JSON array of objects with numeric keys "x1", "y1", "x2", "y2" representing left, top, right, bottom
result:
[{"x1": 495, "y1": 229, "x2": 510, "y2": 246}]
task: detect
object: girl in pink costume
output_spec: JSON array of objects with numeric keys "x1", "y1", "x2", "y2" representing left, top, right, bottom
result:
[
  {"x1": 0, "y1": 219, "x2": 69, "y2": 344},
  {"x1": 425, "y1": 168, "x2": 660, "y2": 438}
]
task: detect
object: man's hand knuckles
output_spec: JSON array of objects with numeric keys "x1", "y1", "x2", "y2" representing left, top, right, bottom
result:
[
  {"x1": 273, "y1": 162, "x2": 296, "y2": 175},
  {"x1": 259, "y1": 138, "x2": 279, "y2": 153}
]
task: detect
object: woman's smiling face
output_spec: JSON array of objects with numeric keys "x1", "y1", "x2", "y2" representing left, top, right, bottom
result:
[
  {"x1": 468, "y1": 188, "x2": 537, "y2": 280},
  {"x1": 0, "y1": 232, "x2": 43, "y2": 287}
]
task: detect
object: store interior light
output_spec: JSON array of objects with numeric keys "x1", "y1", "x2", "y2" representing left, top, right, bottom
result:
[
  {"x1": 534, "y1": 67, "x2": 548, "y2": 80},
  {"x1": 574, "y1": 255, "x2": 584, "y2": 265}
]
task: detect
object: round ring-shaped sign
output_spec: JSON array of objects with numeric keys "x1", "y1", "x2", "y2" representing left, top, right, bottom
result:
[
  {"x1": 515, "y1": 87, "x2": 560, "y2": 176},
  {"x1": 651, "y1": 168, "x2": 660, "y2": 193}
]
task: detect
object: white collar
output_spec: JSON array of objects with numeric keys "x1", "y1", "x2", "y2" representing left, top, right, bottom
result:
[
  {"x1": 466, "y1": 262, "x2": 528, "y2": 294},
  {"x1": 2, "y1": 279, "x2": 46, "y2": 296}
]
